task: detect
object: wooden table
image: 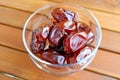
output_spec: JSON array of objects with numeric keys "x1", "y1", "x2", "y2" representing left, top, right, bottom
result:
[{"x1": 0, "y1": 0, "x2": 120, "y2": 80}]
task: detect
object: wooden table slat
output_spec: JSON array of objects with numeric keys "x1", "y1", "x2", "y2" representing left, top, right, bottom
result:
[
  {"x1": 0, "y1": 6, "x2": 31, "y2": 28},
  {"x1": 88, "y1": 49, "x2": 120, "y2": 78},
  {"x1": 0, "y1": 46, "x2": 116, "y2": 80},
  {"x1": 1, "y1": 0, "x2": 120, "y2": 14},
  {"x1": 0, "y1": 0, "x2": 54, "y2": 12},
  {"x1": 0, "y1": 1, "x2": 120, "y2": 32},
  {"x1": 101, "y1": 30, "x2": 120, "y2": 53},
  {"x1": 50, "y1": 0, "x2": 120, "y2": 15},
  {"x1": 0, "y1": 24, "x2": 25, "y2": 51}
]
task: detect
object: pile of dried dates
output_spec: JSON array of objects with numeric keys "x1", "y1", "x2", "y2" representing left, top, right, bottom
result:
[{"x1": 31, "y1": 8, "x2": 94, "y2": 65}]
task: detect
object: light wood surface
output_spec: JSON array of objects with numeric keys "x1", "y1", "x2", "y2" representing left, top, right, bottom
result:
[
  {"x1": 0, "y1": 0, "x2": 120, "y2": 80},
  {"x1": 51, "y1": 0, "x2": 120, "y2": 15},
  {"x1": 1, "y1": 0, "x2": 120, "y2": 32}
]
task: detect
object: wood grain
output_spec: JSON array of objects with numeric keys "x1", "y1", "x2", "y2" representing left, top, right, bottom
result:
[
  {"x1": 0, "y1": 1, "x2": 120, "y2": 32},
  {"x1": 0, "y1": 24, "x2": 25, "y2": 52},
  {"x1": 0, "y1": 0, "x2": 54, "y2": 12},
  {"x1": 0, "y1": 46, "x2": 116, "y2": 80},
  {"x1": 88, "y1": 49, "x2": 120, "y2": 78},
  {"x1": 50, "y1": 0, "x2": 120, "y2": 15},
  {"x1": 0, "y1": 6, "x2": 31, "y2": 28},
  {"x1": 0, "y1": 24, "x2": 120, "y2": 78},
  {"x1": 101, "y1": 30, "x2": 120, "y2": 53},
  {"x1": 0, "y1": 74, "x2": 16, "y2": 80}
]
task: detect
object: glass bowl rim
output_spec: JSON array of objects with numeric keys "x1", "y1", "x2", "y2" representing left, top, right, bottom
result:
[{"x1": 22, "y1": 3, "x2": 102, "y2": 67}]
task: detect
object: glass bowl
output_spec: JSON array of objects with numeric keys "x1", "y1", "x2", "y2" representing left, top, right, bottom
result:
[{"x1": 22, "y1": 3, "x2": 102, "y2": 76}]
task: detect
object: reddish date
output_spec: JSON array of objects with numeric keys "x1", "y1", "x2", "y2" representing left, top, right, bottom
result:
[
  {"x1": 76, "y1": 22, "x2": 90, "y2": 33},
  {"x1": 40, "y1": 49, "x2": 65, "y2": 64},
  {"x1": 76, "y1": 22, "x2": 95, "y2": 44},
  {"x1": 62, "y1": 21, "x2": 76, "y2": 33},
  {"x1": 63, "y1": 32, "x2": 87, "y2": 53},
  {"x1": 67, "y1": 46, "x2": 92, "y2": 64},
  {"x1": 54, "y1": 21, "x2": 76, "y2": 34},
  {"x1": 31, "y1": 42, "x2": 45, "y2": 54},
  {"x1": 48, "y1": 24, "x2": 65, "y2": 47},
  {"x1": 52, "y1": 8, "x2": 77, "y2": 22},
  {"x1": 32, "y1": 27, "x2": 48, "y2": 53},
  {"x1": 32, "y1": 25, "x2": 50, "y2": 43},
  {"x1": 36, "y1": 26, "x2": 50, "y2": 42},
  {"x1": 87, "y1": 31, "x2": 95, "y2": 44}
]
